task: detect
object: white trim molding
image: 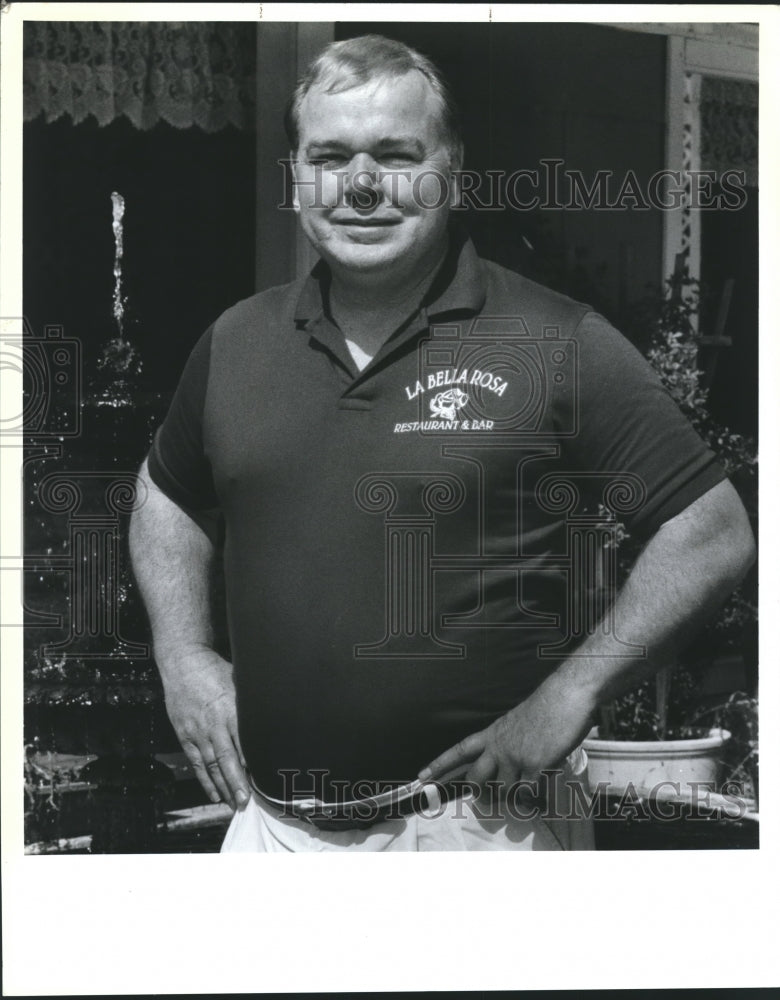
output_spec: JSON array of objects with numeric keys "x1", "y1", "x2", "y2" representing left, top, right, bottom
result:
[{"x1": 661, "y1": 25, "x2": 758, "y2": 287}]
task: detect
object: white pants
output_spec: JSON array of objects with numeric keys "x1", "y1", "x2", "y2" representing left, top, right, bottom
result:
[{"x1": 221, "y1": 759, "x2": 595, "y2": 853}]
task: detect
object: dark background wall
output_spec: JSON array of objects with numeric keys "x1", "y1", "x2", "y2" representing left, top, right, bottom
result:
[
  {"x1": 24, "y1": 116, "x2": 256, "y2": 392},
  {"x1": 700, "y1": 185, "x2": 758, "y2": 437},
  {"x1": 338, "y1": 22, "x2": 667, "y2": 331}
]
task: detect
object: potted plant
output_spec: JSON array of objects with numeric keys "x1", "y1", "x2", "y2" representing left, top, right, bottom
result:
[{"x1": 582, "y1": 274, "x2": 758, "y2": 815}]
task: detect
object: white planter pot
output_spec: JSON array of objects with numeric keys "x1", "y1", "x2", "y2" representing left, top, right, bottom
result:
[{"x1": 583, "y1": 729, "x2": 731, "y2": 797}]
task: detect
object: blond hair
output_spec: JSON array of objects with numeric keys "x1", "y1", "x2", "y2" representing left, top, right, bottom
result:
[{"x1": 285, "y1": 34, "x2": 463, "y2": 166}]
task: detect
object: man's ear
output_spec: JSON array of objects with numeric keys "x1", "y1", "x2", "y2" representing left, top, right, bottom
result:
[
  {"x1": 290, "y1": 150, "x2": 302, "y2": 214},
  {"x1": 449, "y1": 170, "x2": 461, "y2": 211},
  {"x1": 448, "y1": 148, "x2": 464, "y2": 210}
]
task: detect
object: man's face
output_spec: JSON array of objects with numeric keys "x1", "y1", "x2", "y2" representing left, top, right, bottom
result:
[{"x1": 292, "y1": 71, "x2": 457, "y2": 284}]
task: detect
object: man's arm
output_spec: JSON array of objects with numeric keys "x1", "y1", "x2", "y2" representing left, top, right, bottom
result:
[
  {"x1": 129, "y1": 458, "x2": 250, "y2": 809},
  {"x1": 419, "y1": 478, "x2": 757, "y2": 793}
]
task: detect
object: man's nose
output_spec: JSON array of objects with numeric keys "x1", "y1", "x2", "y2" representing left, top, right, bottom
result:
[{"x1": 343, "y1": 153, "x2": 383, "y2": 210}]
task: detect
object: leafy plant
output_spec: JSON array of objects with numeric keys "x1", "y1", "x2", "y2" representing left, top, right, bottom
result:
[
  {"x1": 24, "y1": 739, "x2": 88, "y2": 843},
  {"x1": 643, "y1": 275, "x2": 757, "y2": 499},
  {"x1": 598, "y1": 273, "x2": 758, "y2": 746}
]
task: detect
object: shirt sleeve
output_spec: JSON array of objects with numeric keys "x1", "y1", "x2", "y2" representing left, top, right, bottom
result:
[
  {"x1": 147, "y1": 325, "x2": 220, "y2": 512},
  {"x1": 558, "y1": 311, "x2": 726, "y2": 537}
]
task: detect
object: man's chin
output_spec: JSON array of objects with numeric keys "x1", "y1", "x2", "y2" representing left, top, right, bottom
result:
[
  {"x1": 321, "y1": 243, "x2": 406, "y2": 274},
  {"x1": 307, "y1": 226, "x2": 449, "y2": 283}
]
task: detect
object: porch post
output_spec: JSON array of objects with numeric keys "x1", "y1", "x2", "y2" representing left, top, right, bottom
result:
[{"x1": 254, "y1": 22, "x2": 335, "y2": 292}]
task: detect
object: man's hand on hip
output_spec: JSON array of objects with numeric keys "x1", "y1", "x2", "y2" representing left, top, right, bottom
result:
[
  {"x1": 159, "y1": 646, "x2": 250, "y2": 810},
  {"x1": 418, "y1": 675, "x2": 595, "y2": 803}
]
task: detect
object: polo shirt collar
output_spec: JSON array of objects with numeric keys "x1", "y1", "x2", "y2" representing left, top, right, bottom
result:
[
  {"x1": 293, "y1": 226, "x2": 487, "y2": 331},
  {"x1": 420, "y1": 227, "x2": 487, "y2": 319},
  {"x1": 293, "y1": 263, "x2": 328, "y2": 329}
]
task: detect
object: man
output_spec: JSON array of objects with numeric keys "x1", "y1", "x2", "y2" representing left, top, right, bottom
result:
[{"x1": 129, "y1": 35, "x2": 755, "y2": 851}]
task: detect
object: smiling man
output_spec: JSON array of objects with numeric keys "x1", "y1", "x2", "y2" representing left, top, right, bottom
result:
[
  {"x1": 288, "y1": 53, "x2": 462, "y2": 368},
  {"x1": 130, "y1": 35, "x2": 755, "y2": 852}
]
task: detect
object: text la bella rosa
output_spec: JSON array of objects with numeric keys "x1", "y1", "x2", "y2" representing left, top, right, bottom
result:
[
  {"x1": 405, "y1": 367, "x2": 509, "y2": 401},
  {"x1": 394, "y1": 367, "x2": 507, "y2": 433}
]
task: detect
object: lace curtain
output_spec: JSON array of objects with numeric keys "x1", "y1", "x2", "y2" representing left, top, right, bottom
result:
[
  {"x1": 700, "y1": 76, "x2": 758, "y2": 187},
  {"x1": 24, "y1": 22, "x2": 256, "y2": 131}
]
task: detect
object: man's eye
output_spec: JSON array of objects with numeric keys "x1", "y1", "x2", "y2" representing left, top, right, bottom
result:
[
  {"x1": 309, "y1": 155, "x2": 347, "y2": 167},
  {"x1": 379, "y1": 154, "x2": 416, "y2": 166}
]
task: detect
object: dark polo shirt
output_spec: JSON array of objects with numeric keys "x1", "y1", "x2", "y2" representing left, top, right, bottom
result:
[{"x1": 148, "y1": 235, "x2": 724, "y2": 799}]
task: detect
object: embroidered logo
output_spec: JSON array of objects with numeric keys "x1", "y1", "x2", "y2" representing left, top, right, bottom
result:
[
  {"x1": 396, "y1": 367, "x2": 510, "y2": 434},
  {"x1": 430, "y1": 388, "x2": 468, "y2": 420}
]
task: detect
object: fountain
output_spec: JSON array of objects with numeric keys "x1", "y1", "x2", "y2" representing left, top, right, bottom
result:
[
  {"x1": 92, "y1": 192, "x2": 144, "y2": 410},
  {"x1": 24, "y1": 192, "x2": 178, "y2": 852}
]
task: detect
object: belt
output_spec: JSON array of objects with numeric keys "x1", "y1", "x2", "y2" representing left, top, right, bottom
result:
[
  {"x1": 247, "y1": 749, "x2": 589, "y2": 831},
  {"x1": 248, "y1": 770, "x2": 474, "y2": 831}
]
